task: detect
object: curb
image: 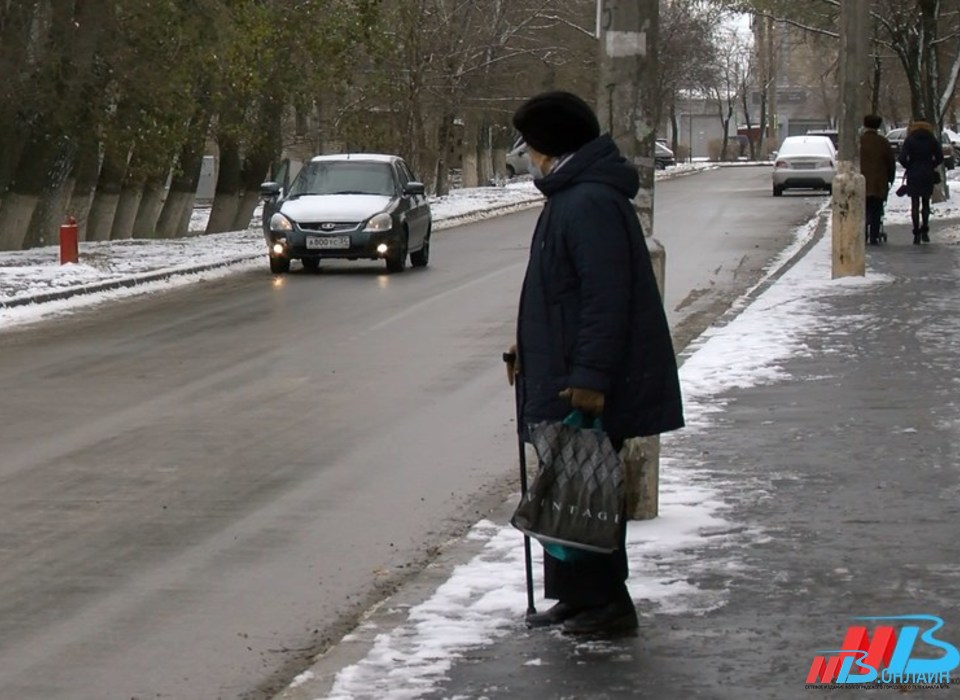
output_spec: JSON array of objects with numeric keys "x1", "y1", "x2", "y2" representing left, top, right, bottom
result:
[
  {"x1": 432, "y1": 197, "x2": 543, "y2": 230},
  {"x1": 0, "y1": 254, "x2": 262, "y2": 310}
]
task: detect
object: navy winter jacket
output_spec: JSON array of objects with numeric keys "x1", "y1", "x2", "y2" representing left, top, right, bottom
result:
[
  {"x1": 898, "y1": 122, "x2": 943, "y2": 198},
  {"x1": 516, "y1": 135, "x2": 684, "y2": 443}
]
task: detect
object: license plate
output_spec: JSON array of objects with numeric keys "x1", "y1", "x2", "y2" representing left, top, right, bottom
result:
[
  {"x1": 306, "y1": 235, "x2": 350, "y2": 250},
  {"x1": 793, "y1": 163, "x2": 816, "y2": 169}
]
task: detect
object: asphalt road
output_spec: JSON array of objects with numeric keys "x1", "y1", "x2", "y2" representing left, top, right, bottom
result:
[{"x1": 0, "y1": 167, "x2": 823, "y2": 700}]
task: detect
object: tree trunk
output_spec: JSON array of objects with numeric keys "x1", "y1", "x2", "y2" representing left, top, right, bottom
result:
[
  {"x1": 86, "y1": 141, "x2": 129, "y2": 241},
  {"x1": 478, "y1": 123, "x2": 494, "y2": 186},
  {"x1": 111, "y1": 184, "x2": 144, "y2": 240},
  {"x1": 871, "y1": 53, "x2": 882, "y2": 115},
  {"x1": 25, "y1": 173, "x2": 75, "y2": 249},
  {"x1": 759, "y1": 89, "x2": 768, "y2": 153},
  {"x1": 21, "y1": 139, "x2": 76, "y2": 249},
  {"x1": 133, "y1": 171, "x2": 169, "y2": 239},
  {"x1": 435, "y1": 114, "x2": 454, "y2": 196},
  {"x1": 741, "y1": 82, "x2": 755, "y2": 160},
  {"x1": 68, "y1": 126, "x2": 102, "y2": 242},
  {"x1": 156, "y1": 115, "x2": 210, "y2": 239},
  {"x1": 669, "y1": 103, "x2": 680, "y2": 156},
  {"x1": 232, "y1": 94, "x2": 284, "y2": 231},
  {"x1": 0, "y1": 2, "x2": 40, "y2": 197},
  {"x1": 206, "y1": 134, "x2": 242, "y2": 234},
  {"x1": 0, "y1": 124, "x2": 60, "y2": 249},
  {"x1": 461, "y1": 119, "x2": 480, "y2": 189}
]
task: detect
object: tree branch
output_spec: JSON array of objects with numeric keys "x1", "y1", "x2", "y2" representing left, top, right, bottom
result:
[{"x1": 749, "y1": 9, "x2": 839, "y2": 39}]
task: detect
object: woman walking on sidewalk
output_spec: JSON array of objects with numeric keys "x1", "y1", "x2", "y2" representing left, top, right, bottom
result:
[
  {"x1": 504, "y1": 91, "x2": 684, "y2": 635},
  {"x1": 898, "y1": 119, "x2": 944, "y2": 244}
]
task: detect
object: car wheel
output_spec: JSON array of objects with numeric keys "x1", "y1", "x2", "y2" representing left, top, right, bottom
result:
[
  {"x1": 506, "y1": 164, "x2": 516, "y2": 179},
  {"x1": 301, "y1": 257, "x2": 320, "y2": 272},
  {"x1": 773, "y1": 185, "x2": 784, "y2": 197},
  {"x1": 269, "y1": 256, "x2": 290, "y2": 274},
  {"x1": 410, "y1": 227, "x2": 431, "y2": 268},
  {"x1": 386, "y1": 231, "x2": 408, "y2": 273}
]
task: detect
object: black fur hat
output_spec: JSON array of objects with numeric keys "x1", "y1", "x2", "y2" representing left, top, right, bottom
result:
[{"x1": 512, "y1": 91, "x2": 601, "y2": 157}]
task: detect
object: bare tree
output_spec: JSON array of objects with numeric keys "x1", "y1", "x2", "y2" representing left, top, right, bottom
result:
[
  {"x1": 704, "y1": 26, "x2": 751, "y2": 160},
  {"x1": 657, "y1": 0, "x2": 722, "y2": 153}
]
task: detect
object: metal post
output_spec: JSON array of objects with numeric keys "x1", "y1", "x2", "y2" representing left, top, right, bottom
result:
[
  {"x1": 59, "y1": 216, "x2": 78, "y2": 265},
  {"x1": 832, "y1": 0, "x2": 868, "y2": 278},
  {"x1": 597, "y1": 0, "x2": 662, "y2": 520}
]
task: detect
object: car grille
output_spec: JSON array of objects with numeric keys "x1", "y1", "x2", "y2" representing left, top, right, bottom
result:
[{"x1": 298, "y1": 221, "x2": 361, "y2": 233}]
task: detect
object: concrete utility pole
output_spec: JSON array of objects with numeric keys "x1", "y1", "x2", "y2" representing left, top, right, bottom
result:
[
  {"x1": 596, "y1": 0, "x2": 661, "y2": 520},
  {"x1": 832, "y1": 0, "x2": 868, "y2": 278}
]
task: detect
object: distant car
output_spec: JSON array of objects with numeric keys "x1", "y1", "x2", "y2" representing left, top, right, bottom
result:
[
  {"x1": 805, "y1": 129, "x2": 839, "y2": 150},
  {"x1": 506, "y1": 138, "x2": 529, "y2": 177},
  {"x1": 771, "y1": 135, "x2": 836, "y2": 196},
  {"x1": 260, "y1": 154, "x2": 432, "y2": 274},
  {"x1": 886, "y1": 127, "x2": 907, "y2": 159},
  {"x1": 655, "y1": 141, "x2": 675, "y2": 169},
  {"x1": 888, "y1": 127, "x2": 955, "y2": 169}
]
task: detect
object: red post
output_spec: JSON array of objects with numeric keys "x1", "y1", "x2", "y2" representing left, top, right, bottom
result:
[{"x1": 59, "y1": 215, "x2": 78, "y2": 265}]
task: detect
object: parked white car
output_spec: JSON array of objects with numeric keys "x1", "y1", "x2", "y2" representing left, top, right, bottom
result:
[
  {"x1": 771, "y1": 135, "x2": 836, "y2": 196},
  {"x1": 506, "y1": 138, "x2": 529, "y2": 178}
]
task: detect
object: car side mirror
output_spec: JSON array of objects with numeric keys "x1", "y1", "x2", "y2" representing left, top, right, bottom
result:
[
  {"x1": 403, "y1": 181, "x2": 425, "y2": 196},
  {"x1": 260, "y1": 181, "x2": 282, "y2": 200}
]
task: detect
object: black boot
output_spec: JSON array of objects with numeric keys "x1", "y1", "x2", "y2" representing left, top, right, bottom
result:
[
  {"x1": 525, "y1": 602, "x2": 584, "y2": 629},
  {"x1": 562, "y1": 600, "x2": 639, "y2": 636},
  {"x1": 921, "y1": 224, "x2": 930, "y2": 243},
  {"x1": 913, "y1": 229, "x2": 922, "y2": 245}
]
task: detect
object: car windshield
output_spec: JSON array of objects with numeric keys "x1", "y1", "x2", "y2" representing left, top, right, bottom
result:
[{"x1": 288, "y1": 161, "x2": 396, "y2": 197}]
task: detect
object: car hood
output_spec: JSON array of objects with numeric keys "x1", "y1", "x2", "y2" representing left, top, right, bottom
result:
[{"x1": 280, "y1": 194, "x2": 393, "y2": 222}]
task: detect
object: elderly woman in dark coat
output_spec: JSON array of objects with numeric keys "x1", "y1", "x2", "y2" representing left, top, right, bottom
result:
[
  {"x1": 503, "y1": 91, "x2": 684, "y2": 635},
  {"x1": 898, "y1": 120, "x2": 944, "y2": 244}
]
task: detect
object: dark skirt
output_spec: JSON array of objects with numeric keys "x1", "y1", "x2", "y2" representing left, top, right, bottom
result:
[{"x1": 543, "y1": 518, "x2": 631, "y2": 607}]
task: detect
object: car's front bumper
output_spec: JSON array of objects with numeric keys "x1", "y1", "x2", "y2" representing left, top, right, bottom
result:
[{"x1": 266, "y1": 227, "x2": 401, "y2": 260}]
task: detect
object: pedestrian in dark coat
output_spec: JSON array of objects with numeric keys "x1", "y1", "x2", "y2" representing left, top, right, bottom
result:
[
  {"x1": 898, "y1": 120, "x2": 943, "y2": 244},
  {"x1": 859, "y1": 115, "x2": 896, "y2": 245},
  {"x1": 504, "y1": 91, "x2": 684, "y2": 636}
]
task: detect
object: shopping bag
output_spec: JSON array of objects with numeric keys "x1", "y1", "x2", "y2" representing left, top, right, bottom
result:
[{"x1": 510, "y1": 411, "x2": 625, "y2": 555}]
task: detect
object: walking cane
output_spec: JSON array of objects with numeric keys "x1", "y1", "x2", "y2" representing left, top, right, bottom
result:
[{"x1": 505, "y1": 350, "x2": 537, "y2": 616}]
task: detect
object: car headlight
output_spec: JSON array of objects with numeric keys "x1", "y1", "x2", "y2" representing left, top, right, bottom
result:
[
  {"x1": 270, "y1": 213, "x2": 293, "y2": 232},
  {"x1": 365, "y1": 212, "x2": 393, "y2": 232}
]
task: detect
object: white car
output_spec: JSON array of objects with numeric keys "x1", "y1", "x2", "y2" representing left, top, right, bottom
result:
[
  {"x1": 771, "y1": 135, "x2": 836, "y2": 196},
  {"x1": 506, "y1": 138, "x2": 529, "y2": 178}
]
